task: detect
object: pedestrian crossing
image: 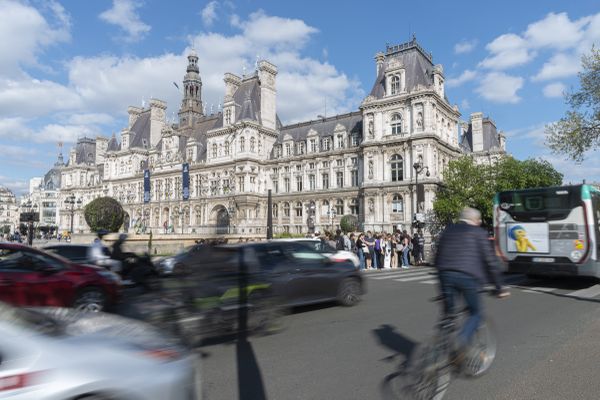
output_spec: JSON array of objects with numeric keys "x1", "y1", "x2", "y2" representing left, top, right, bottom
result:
[{"x1": 363, "y1": 268, "x2": 600, "y2": 300}]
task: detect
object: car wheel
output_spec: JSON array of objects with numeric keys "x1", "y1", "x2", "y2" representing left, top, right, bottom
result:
[
  {"x1": 73, "y1": 288, "x2": 106, "y2": 312},
  {"x1": 337, "y1": 278, "x2": 361, "y2": 306}
]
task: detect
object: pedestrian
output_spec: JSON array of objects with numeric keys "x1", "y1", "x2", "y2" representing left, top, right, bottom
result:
[
  {"x1": 327, "y1": 233, "x2": 337, "y2": 250},
  {"x1": 401, "y1": 233, "x2": 410, "y2": 268},
  {"x1": 356, "y1": 233, "x2": 366, "y2": 271},
  {"x1": 375, "y1": 234, "x2": 384, "y2": 270},
  {"x1": 390, "y1": 234, "x2": 398, "y2": 268},
  {"x1": 412, "y1": 233, "x2": 421, "y2": 266},
  {"x1": 418, "y1": 233, "x2": 426, "y2": 265},
  {"x1": 364, "y1": 231, "x2": 375, "y2": 269},
  {"x1": 343, "y1": 230, "x2": 352, "y2": 252},
  {"x1": 384, "y1": 234, "x2": 392, "y2": 269}
]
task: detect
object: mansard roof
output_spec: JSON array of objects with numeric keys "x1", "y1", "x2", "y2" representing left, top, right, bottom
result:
[
  {"x1": 74, "y1": 137, "x2": 96, "y2": 164},
  {"x1": 460, "y1": 117, "x2": 502, "y2": 154},
  {"x1": 107, "y1": 133, "x2": 121, "y2": 152},
  {"x1": 369, "y1": 38, "x2": 435, "y2": 99},
  {"x1": 233, "y1": 75, "x2": 261, "y2": 123},
  {"x1": 129, "y1": 111, "x2": 151, "y2": 149},
  {"x1": 276, "y1": 111, "x2": 363, "y2": 144},
  {"x1": 187, "y1": 113, "x2": 222, "y2": 161}
]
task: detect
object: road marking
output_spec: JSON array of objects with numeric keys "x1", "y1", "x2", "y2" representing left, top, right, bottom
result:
[
  {"x1": 519, "y1": 287, "x2": 558, "y2": 294},
  {"x1": 565, "y1": 284, "x2": 600, "y2": 299},
  {"x1": 421, "y1": 279, "x2": 438, "y2": 284},
  {"x1": 370, "y1": 270, "x2": 433, "y2": 280},
  {"x1": 394, "y1": 274, "x2": 437, "y2": 282}
]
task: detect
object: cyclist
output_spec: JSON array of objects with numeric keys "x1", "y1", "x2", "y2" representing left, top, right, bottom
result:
[{"x1": 434, "y1": 206, "x2": 509, "y2": 361}]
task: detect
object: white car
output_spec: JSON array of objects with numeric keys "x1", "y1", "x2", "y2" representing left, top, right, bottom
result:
[
  {"x1": 0, "y1": 303, "x2": 200, "y2": 400},
  {"x1": 274, "y1": 238, "x2": 360, "y2": 268}
]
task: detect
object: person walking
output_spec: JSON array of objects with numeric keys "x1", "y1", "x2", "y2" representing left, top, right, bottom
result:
[
  {"x1": 435, "y1": 207, "x2": 510, "y2": 359},
  {"x1": 412, "y1": 233, "x2": 421, "y2": 266}
]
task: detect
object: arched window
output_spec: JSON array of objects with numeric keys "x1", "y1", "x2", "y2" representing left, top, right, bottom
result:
[
  {"x1": 391, "y1": 114, "x2": 402, "y2": 135},
  {"x1": 224, "y1": 141, "x2": 230, "y2": 155},
  {"x1": 392, "y1": 195, "x2": 404, "y2": 213},
  {"x1": 391, "y1": 75, "x2": 400, "y2": 95},
  {"x1": 283, "y1": 202, "x2": 290, "y2": 217},
  {"x1": 391, "y1": 154, "x2": 404, "y2": 182},
  {"x1": 295, "y1": 202, "x2": 303, "y2": 217},
  {"x1": 350, "y1": 198, "x2": 359, "y2": 215},
  {"x1": 322, "y1": 200, "x2": 330, "y2": 216},
  {"x1": 212, "y1": 143, "x2": 217, "y2": 158},
  {"x1": 335, "y1": 199, "x2": 344, "y2": 215},
  {"x1": 240, "y1": 137, "x2": 245, "y2": 152},
  {"x1": 250, "y1": 137, "x2": 256, "y2": 152}
]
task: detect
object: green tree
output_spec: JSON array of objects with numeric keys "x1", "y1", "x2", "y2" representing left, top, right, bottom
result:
[
  {"x1": 546, "y1": 46, "x2": 600, "y2": 161},
  {"x1": 339, "y1": 214, "x2": 358, "y2": 233},
  {"x1": 84, "y1": 197, "x2": 125, "y2": 233},
  {"x1": 433, "y1": 156, "x2": 563, "y2": 228}
]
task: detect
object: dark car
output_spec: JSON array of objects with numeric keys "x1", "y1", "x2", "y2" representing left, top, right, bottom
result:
[
  {"x1": 167, "y1": 241, "x2": 364, "y2": 308},
  {"x1": 0, "y1": 243, "x2": 121, "y2": 312},
  {"x1": 44, "y1": 244, "x2": 122, "y2": 274}
]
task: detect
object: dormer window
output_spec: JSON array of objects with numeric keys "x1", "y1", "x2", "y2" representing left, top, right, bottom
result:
[
  {"x1": 225, "y1": 109, "x2": 232, "y2": 125},
  {"x1": 285, "y1": 143, "x2": 291, "y2": 156},
  {"x1": 322, "y1": 138, "x2": 331, "y2": 151},
  {"x1": 391, "y1": 76, "x2": 400, "y2": 95}
]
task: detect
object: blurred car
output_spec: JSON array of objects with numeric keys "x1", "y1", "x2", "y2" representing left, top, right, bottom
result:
[
  {"x1": 0, "y1": 302, "x2": 199, "y2": 399},
  {"x1": 0, "y1": 243, "x2": 121, "y2": 312},
  {"x1": 275, "y1": 238, "x2": 360, "y2": 268},
  {"x1": 44, "y1": 243, "x2": 122, "y2": 274}
]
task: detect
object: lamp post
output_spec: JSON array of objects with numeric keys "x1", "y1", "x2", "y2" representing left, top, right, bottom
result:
[
  {"x1": 305, "y1": 201, "x2": 316, "y2": 235},
  {"x1": 64, "y1": 194, "x2": 82, "y2": 236},
  {"x1": 412, "y1": 158, "x2": 430, "y2": 229},
  {"x1": 22, "y1": 200, "x2": 38, "y2": 246}
]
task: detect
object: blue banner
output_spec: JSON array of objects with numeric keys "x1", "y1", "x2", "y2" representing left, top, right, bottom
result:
[
  {"x1": 143, "y1": 169, "x2": 150, "y2": 203},
  {"x1": 182, "y1": 163, "x2": 190, "y2": 200}
]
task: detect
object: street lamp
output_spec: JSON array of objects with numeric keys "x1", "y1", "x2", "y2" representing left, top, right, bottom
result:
[
  {"x1": 305, "y1": 201, "x2": 316, "y2": 234},
  {"x1": 412, "y1": 158, "x2": 430, "y2": 228},
  {"x1": 22, "y1": 200, "x2": 38, "y2": 246},
  {"x1": 64, "y1": 194, "x2": 82, "y2": 235}
]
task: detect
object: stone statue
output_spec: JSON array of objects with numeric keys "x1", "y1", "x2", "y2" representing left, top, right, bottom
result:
[
  {"x1": 368, "y1": 120, "x2": 374, "y2": 138},
  {"x1": 368, "y1": 160, "x2": 374, "y2": 179},
  {"x1": 417, "y1": 112, "x2": 423, "y2": 129}
]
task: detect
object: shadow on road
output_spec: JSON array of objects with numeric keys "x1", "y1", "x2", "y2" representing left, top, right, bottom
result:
[{"x1": 372, "y1": 324, "x2": 420, "y2": 400}]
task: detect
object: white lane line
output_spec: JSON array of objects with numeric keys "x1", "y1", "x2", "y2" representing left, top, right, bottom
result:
[
  {"x1": 371, "y1": 271, "x2": 433, "y2": 280},
  {"x1": 565, "y1": 285, "x2": 600, "y2": 299},
  {"x1": 394, "y1": 275, "x2": 437, "y2": 282},
  {"x1": 421, "y1": 279, "x2": 438, "y2": 284},
  {"x1": 367, "y1": 269, "x2": 432, "y2": 278},
  {"x1": 520, "y1": 287, "x2": 558, "y2": 294}
]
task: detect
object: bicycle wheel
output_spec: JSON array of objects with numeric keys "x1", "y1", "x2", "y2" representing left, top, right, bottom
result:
[
  {"x1": 392, "y1": 342, "x2": 451, "y2": 400},
  {"x1": 461, "y1": 319, "x2": 497, "y2": 377}
]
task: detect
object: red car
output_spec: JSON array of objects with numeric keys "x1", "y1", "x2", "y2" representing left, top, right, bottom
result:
[{"x1": 0, "y1": 243, "x2": 121, "y2": 311}]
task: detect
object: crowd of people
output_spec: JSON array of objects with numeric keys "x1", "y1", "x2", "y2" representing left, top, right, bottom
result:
[{"x1": 317, "y1": 229, "x2": 427, "y2": 271}]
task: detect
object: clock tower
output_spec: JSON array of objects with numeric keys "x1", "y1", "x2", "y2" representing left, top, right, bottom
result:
[{"x1": 178, "y1": 50, "x2": 204, "y2": 128}]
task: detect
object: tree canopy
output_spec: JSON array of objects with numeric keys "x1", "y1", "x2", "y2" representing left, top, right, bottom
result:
[
  {"x1": 340, "y1": 214, "x2": 359, "y2": 233},
  {"x1": 546, "y1": 46, "x2": 600, "y2": 161},
  {"x1": 433, "y1": 156, "x2": 563, "y2": 229},
  {"x1": 84, "y1": 197, "x2": 125, "y2": 233}
]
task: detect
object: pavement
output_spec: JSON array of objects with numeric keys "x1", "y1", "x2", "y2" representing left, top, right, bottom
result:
[{"x1": 197, "y1": 267, "x2": 600, "y2": 400}]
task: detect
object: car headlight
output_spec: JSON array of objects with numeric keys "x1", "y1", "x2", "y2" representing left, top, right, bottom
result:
[{"x1": 98, "y1": 270, "x2": 122, "y2": 283}]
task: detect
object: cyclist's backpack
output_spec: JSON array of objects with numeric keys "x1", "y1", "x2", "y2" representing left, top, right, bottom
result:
[{"x1": 336, "y1": 236, "x2": 345, "y2": 251}]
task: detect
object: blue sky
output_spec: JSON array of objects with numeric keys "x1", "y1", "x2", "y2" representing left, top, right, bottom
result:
[{"x1": 1, "y1": 0, "x2": 599, "y2": 195}]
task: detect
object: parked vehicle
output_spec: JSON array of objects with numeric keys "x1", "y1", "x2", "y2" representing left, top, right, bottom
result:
[
  {"x1": 275, "y1": 238, "x2": 361, "y2": 268},
  {"x1": 155, "y1": 241, "x2": 364, "y2": 342},
  {"x1": 0, "y1": 302, "x2": 199, "y2": 399},
  {"x1": 44, "y1": 243, "x2": 122, "y2": 273},
  {"x1": 0, "y1": 243, "x2": 121, "y2": 312}
]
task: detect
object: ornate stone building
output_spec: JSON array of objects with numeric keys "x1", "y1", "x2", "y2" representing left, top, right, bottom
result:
[{"x1": 56, "y1": 38, "x2": 505, "y2": 235}]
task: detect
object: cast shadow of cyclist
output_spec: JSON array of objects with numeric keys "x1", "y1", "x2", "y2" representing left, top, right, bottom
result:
[{"x1": 372, "y1": 324, "x2": 422, "y2": 400}]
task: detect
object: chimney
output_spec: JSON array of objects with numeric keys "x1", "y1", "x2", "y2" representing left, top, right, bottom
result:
[
  {"x1": 470, "y1": 112, "x2": 484, "y2": 153},
  {"x1": 149, "y1": 98, "x2": 167, "y2": 147},
  {"x1": 127, "y1": 106, "x2": 142, "y2": 129},
  {"x1": 375, "y1": 52, "x2": 385, "y2": 76},
  {"x1": 258, "y1": 60, "x2": 278, "y2": 130},
  {"x1": 95, "y1": 136, "x2": 108, "y2": 165}
]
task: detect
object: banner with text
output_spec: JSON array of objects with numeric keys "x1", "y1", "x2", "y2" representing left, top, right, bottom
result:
[
  {"x1": 182, "y1": 163, "x2": 190, "y2": 200},
  {"x1": 143, "y1": 169, "x2": 150, "y2": 203}
]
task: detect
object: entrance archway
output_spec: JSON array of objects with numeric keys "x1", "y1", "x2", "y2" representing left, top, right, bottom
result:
[{"x1": 210, "y1": 205, "x2": 230, "y2": 234}]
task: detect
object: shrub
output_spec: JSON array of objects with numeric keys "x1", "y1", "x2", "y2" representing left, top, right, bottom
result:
[
  {"x1": 84, "y1": 197, "x2": 125, "y2": 233},
  {"x1": 339, "y1": 214, "x2": 358, "y2": 233}
]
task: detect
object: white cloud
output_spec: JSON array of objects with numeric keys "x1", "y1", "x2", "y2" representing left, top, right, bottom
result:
[
  {"x1": 0, "y1": 0, "x2": 70, "y2": 76},
  {"x1": 540, "y1": 151, "x2": 600, "y2": 184},
  {"x1": 99, "y1": 0, "x2": 151, "y2": 43},
  {"x1": 524, "y1": 12, "x2": 587, "y2": 50},
  {"x1": 475, "y1": 72, "x2": 524, "y2": 103},
  {"x1": 479, "y1": 34, "x2": 534, "y2": 70},
  {"x1": 532, "y1": 53, "x2": 580, "y2": 81},
  {"x1": 542, "y1": 82, "x2": 566, "y2": 98},
  {"x1": 460, "y1": 99, "x2": 470, "y2": 110},
  {"x1": 446, "y1": 69, "x2": 477, "y2": 88},
  {"x1": 0, "y1": 176, "x2": 29, "y2": 196},
  {"x1": 454, "y1": 39, "x2": 477, "y2": 54},
  {"x1": 201, "y1": 1, "x2": 218, "y2": 27},
  {"x1": 0, "y1": 117, "x2": 100, "y2": 144},
  {"x1": 64, "y1": 113, "x2": 115, "y2": 126}
]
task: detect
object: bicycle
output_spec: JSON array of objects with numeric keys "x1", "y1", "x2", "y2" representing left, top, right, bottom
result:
[{"x1": 388, "y1": 290, "x2": 499, "y2": 400}]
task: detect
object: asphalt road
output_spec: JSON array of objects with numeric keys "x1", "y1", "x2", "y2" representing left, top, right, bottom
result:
[{"x1": 199, "y1": 268, "x2": 600, "y2": 400}]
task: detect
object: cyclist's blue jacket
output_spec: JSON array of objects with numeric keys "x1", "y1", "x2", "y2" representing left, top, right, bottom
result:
[{"x1": 434, "y1": 222, "x2": 503, "y2": 289}]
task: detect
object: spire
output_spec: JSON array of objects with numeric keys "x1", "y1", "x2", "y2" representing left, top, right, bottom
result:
[
  {"x1": 178, "y1": 49, "x2": 204, "y2": 126},
  {"x1": 56, "y1": 141, "x2": 64, "y2": 166}
]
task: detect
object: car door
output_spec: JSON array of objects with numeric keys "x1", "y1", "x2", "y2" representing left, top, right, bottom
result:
[
  {"x1": 24, "y1": 251, "x2": 74, "y2": 307},
  {"x1": 285, "y1": 243, "x2": 339, "y2": 301},
  {"x1": 0, "y1": 248, "x2": 24, "y2": 305}
]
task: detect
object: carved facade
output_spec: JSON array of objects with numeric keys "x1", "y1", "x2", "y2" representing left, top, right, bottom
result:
[{"x1": 56, "y1": 39, "x2": 506, "y2": 235}]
